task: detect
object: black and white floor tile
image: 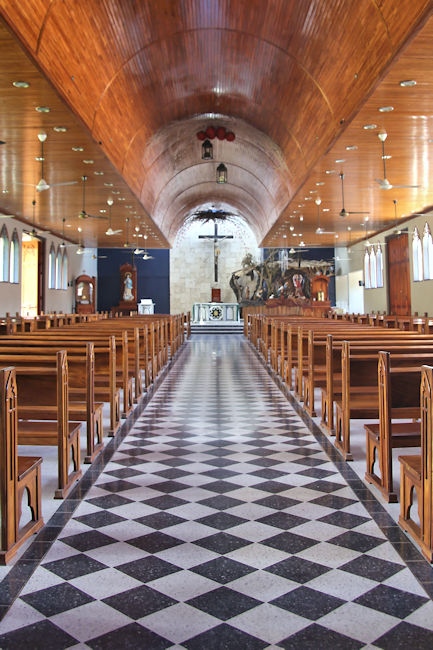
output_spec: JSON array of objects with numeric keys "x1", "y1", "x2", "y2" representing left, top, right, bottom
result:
[{"x1": 1, "y1": 335, "x2": 433, "y2": 648}]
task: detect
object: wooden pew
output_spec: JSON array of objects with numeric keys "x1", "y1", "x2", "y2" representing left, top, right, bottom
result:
[
  {"x1": 0, "y1": 342, "x2": 103, "y2": 463},
  {"x1": 399, "y1": 364, "x2": 433, "y2": 563},
  {"x1": 5, "y1": 330, "x2": 129, "y2": 426},
  {"x1": 0, "y1": 367, "x2": 44, "y2": 564},
  {"x1": 318, "y1": 333, "x2": 433, "y2": 433},
  {"x1": 364, "y1": 351, "x2": 422, "y2": 502},
  {"x1": 334, "y1": 343, "x2": 433, "y2": 461},
  {"x1": 312, "y1": 329, "x2": 433, "y2": 426}
]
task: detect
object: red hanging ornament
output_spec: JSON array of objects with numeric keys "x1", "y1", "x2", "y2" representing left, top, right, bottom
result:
[
  {"x1": 206, "y1": 126, "x2": 216, "y2": 139},
  {"x1": 197, "y1": 131, "x2": 206, "y2": 141},
  {"x1": 216, "y1": 126, "x2": 226, "y2": 140},
  {"x1": 225, "y1": 132, "x2": 235, "y2": 142}
]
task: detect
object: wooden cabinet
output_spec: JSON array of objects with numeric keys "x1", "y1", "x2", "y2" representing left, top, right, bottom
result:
[{"x1": 75, "y1": 275, "x2": 95, "y2": 314}]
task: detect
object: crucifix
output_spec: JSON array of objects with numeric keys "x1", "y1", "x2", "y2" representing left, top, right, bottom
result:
[{"x1": 198, "y1": 220, "x2": 233, "y2": 282}]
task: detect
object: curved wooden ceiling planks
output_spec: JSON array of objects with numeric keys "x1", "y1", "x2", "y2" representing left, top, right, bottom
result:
[
  {"x1": 134, "y1": 117, "x2": 291, "y2": 243},
  {"x1": 1, "y1": 0, "x2": 432, "y2": 246}
]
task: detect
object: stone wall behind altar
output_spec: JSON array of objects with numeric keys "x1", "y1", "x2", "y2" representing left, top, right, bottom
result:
[{"x1": 170, "y1": 219, "x2": 261, "y2": 315}]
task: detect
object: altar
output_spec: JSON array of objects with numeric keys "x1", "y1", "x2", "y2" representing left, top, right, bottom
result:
[{"x1": 193, "y1": 302, "x2": 240, "y2": 322}]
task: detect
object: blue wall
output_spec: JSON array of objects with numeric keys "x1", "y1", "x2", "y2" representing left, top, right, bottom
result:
[{"x1": 97, "y1": 248, "x2": 170, "y2": 313}]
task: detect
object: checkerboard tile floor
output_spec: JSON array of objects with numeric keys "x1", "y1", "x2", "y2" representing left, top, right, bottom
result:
[{"x1": 1, "y1": 335, "x2": 433, "y2": 648}]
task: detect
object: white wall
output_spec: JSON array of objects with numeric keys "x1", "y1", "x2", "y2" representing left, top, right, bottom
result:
[
  {"x1": 334, "y1": 209, "x2": 433, "y2": 315},
  {"x1": 170, "y1": 219, "x2": 261, "y2": 315},
  {"x1": 0, "y1": 215, "x2": 97, "y2": 316}
]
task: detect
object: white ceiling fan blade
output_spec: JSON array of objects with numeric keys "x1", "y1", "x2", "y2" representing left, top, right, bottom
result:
[
  {"x1": 50, "y1": 181, "x2": 79, "y2": 188},
  {"x1": 105, "y1": 228, "x2": 123, "y2": 235},
  {"x1": 391, "y1": 184, "x2": 421, "y2": 189}
]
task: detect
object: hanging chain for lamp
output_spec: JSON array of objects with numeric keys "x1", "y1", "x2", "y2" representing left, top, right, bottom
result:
[
  {"x1": 106, "y1": 198, "x2": 113, "y2": 234},
  {"x1": 315, "y1": 197, "x2": 322, "y2": 233},
  {"x1": 124, "y1": 217, "x2": 130, "y2": 247},
  {"x1": 32, "y1": 198, "x2": 36, "y2": 229}
]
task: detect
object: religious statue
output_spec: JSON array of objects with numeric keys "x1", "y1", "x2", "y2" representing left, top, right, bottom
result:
[
  {"x1": 123, "y1": 272, "x2": 133, "y2": 301},
  {"x1": 292, "y1": 273, "x2": 304, "y2": 298}
]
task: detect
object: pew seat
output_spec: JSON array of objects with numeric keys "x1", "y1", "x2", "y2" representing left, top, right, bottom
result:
[{"x1": 19, "y1": 401, "x2": 104, "y2": 463}]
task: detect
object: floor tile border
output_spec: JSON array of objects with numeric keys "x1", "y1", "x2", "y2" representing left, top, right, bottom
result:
[
  {"x1": 0, "y1": 341, "x2": 191, "y2": 621},
  {"x1": 247, "y1": 338, "x2": 433, "y2": 598}
]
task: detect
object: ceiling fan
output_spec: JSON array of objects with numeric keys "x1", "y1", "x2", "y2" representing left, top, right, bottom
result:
[
  {"x1": 78, "y1": 176, "x2": 109, "y2": 220},
  {"x1": 338, "y1": 172, "x2": 370, "y2": 218},
  {"x1": 20, "y1": 133, "x2": 78, "y2": 193},
  {"x1": 142, "y1": 250, "x2": 154, "y2": 260},
  {"x1": 28, "y1": 199, "x2": 51, "y2": 236},
  {"x1": 105, "y1": 198, "x2": 122, "y2": 235},
  {"x1": 375, "y1": 133, "x2": 421, "y2": 190}
]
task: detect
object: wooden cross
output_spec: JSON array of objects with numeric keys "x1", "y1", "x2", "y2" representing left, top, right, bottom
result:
[{"x1": 198, "y1": 221, "x2": 233, "y2": 282}]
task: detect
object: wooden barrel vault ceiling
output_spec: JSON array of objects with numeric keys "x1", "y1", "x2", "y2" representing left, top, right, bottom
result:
[{"x1": 1, "y1": 0, "x2": 433, "y2": 250}]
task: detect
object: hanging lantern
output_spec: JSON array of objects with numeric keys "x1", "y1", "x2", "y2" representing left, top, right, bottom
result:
[
  {"x1": 216, "y1": 163, "x2": 227, "y2": 184},
  {"x1": 202, "y1": 139, "x2": 213, "y2": 160}
]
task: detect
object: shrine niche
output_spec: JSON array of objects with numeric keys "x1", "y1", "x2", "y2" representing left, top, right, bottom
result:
[
  {"x1": 112, "y1": 263, "x2": 137, "y2": 314},
  {"x1": 75, "y1": 275, "x2": 95, "y2": 314},
  {"x1": 311, "y1": 274, "x2": 330, "y2": 302},
  {"x1": 230, "y1": 250, "x2": 333, "y2": 308}
]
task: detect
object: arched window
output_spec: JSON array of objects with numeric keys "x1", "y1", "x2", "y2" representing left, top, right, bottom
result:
[
  {"x1": 48, "y1": 244, "x2": 56, "y2": 289},
  {"x1": 0, "y1": 225, "x2": 9, "y2": 282},
  {"x1": 423, "y1": 223, "x2": 433, "y2": 280},
  {"x1": 9, "y1": 229, "x2": 19, "y2": 283},
  {"x1": 413, "y1": 227, "x2": 423, "y2": 282},
  {"x1": 55, "y1": 247, "x2": 62, "y2": 289},
  {"x1": 364, "y1": 248, "x2": 371, "y2": 289},
  {"x1": 61, "y1": 249, "x2": 68, "y2": 290},
  {"x1": 376, "y1": 244, "x2": 384, "y2": 288},
  {"x1": 370, "y1": 247, "x2": 377, "y2": 289}
]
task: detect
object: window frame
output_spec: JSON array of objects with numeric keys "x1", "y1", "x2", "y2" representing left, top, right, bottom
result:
[
  {"x1": 413, "y1": 226, "x2": 423, "y2": 282},
  {"x1": 48, "y1": 243, "x2": 56, "y2": 289},
  {"x1": 61, "y1": 248, "x2": 68, "y2": 290},
  {"x1": 364, "y1": 247, "x2": 371, "y2": 289},
  {"x1": 9, "y1": 229, "x2": 19, "y2": 284},
  {"x1": 0, "y1": 225, "x2": 9, "y2": 283}
]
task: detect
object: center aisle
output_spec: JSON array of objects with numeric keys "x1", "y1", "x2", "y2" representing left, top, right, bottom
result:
[{"x1": 1, "y1": 335, "x2": 432, "y2": 648}]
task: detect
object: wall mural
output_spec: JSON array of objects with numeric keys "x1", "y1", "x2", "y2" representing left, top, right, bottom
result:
[{"x1": 230, "y1": 250, "x2": 333, "y2": 307}]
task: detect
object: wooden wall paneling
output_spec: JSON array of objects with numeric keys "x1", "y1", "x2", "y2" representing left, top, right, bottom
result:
[{"x1": 0, "y1": 0, "x2": 432, "y2": 247}]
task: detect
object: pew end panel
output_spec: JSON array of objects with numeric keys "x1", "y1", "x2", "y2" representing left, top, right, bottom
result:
[
  {"x1": 0, "y1": 367, "x2": 44, "y2": 564},
  {"x1": 399, "y1": 365, "x2": 433, "y2": 563}
]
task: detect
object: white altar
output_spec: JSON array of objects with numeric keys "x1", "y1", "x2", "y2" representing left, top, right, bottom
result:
[
  {"x1": 193, "y1": 302, "x2": 240, "y2": 322},
  {"x1": 138, "y1": 298, "x2": 155, "y2": 315}
]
